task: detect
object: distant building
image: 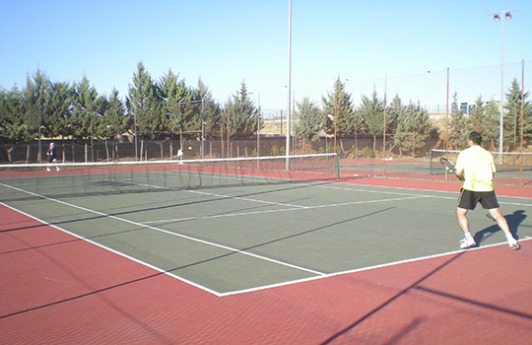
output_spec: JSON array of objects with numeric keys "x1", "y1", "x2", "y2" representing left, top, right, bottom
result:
[
  {"x1": 459, "y1": 100, "x2": 498, "y2": 116},
  {"x1": 460, "y1": 102, "x2": 476, "y2": 116}
]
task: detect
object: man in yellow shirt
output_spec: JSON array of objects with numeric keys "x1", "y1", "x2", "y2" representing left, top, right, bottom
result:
[{"x1": 455, "y1": 131, "x2": 520, "y2": 250}]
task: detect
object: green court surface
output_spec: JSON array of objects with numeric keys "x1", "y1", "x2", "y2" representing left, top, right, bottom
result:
[{"x1": 1, "y1": 176, "x2": 531, "y2": 296}]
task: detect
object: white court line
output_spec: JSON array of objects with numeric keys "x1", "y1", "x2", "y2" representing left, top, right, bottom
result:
[
  {"x1": 144, "y1": 195, "x2": 429, "y2": 224},
  {"x1": 0, "y1": 199, "x2": 220, "y2": 296},
  {"x1": 317, "y1": 183, "x2": 532, "y2": 207},
  {"x1": 2, "y1": 181, "x2": 531, "y2": 297},
  {"x1": 0, "y1": 183, "x2": 325, "y2": 289},
  {"x1": 219, "y1": 236, "x2": 532, "y2": 297},
  {"x1": 321, "y1": 181, "x2": 532, "y2": 201},
  {"x1": 144, "y1": 181, "x2": 529, "y2": 225},
  {"x1": 186, "y1": 189, "x2": 310, "y2": 209}
]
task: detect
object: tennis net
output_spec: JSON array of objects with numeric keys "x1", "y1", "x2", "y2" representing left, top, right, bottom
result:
[{"x1": 0, "y1": 153, "x2": 339, "y2": 201}]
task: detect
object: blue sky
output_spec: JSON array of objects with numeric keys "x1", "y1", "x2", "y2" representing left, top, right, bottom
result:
[{"x1": 1, "y1": 0, "x2": 531, "y2": 116}]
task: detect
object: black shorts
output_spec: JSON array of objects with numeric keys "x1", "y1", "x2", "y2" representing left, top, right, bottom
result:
[{"x1": 457, "y1": 188, "x2": 500, "y2": 210}]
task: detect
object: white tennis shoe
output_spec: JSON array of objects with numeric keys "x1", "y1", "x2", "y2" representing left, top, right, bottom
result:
[
  {"x1": 460, "y1": 237, "x2": 476, "y2": 249},
  {"x1": 508, "y1": 240, "x2": 520, "y2": 250}
]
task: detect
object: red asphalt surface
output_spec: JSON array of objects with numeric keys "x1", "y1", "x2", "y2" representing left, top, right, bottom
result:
[{"x1": 1, "y1": 177, "x2": 531, "y2": 344}]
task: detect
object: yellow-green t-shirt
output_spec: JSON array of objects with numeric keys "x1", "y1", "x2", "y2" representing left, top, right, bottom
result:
[{"x1": 455, "y1": 145, "x2": 495, "y2": 191}]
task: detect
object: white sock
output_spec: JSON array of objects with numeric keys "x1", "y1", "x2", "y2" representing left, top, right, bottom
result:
[
  {"x1": 465, "y1": 232, "x2": 474, "y2": 241},
  {"x1": 505, "y1": 234, "x2": 516, "y2": 242}
]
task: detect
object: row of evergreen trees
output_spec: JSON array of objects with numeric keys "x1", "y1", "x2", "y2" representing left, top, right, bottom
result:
[
  {"x1": 297, "y1": 77, "x2": 532, "y2": 156},
  {"x1": 1, "y1": 62, "x2": 531, "y2": 160},
  {"x1": 0, "y1": 62, "x2": 260, "y2": 160}
]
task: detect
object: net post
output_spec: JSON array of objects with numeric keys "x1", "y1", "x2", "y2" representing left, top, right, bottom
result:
[
  {"x1": 429, "y1": 149, "x2": 433, "y2": 175},
  {"x1": 335, "y1": 153, "x2": 340, "y2": 181}
]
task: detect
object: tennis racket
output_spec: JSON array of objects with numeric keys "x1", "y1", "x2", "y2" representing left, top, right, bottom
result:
[
  {"x1": 440, "y1": 157, "x2": 464, "y2": 180},
  {"x1": 439, "y1": 157, "x2": 455, "y2": 173}
]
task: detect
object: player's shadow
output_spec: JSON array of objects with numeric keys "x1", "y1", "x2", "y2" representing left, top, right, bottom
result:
[{"x1": 474, "y1": 210, "x2": 527, "y2": 245}]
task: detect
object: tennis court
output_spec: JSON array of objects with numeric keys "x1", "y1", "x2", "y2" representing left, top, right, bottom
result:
[{"x1": 1, "y1": 156, "x2": 531, "y2": 343}]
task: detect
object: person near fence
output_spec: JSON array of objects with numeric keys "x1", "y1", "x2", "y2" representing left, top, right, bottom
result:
[
  {"x1": 46, "y1": 142, "x2": 60, "y2": 172},
  {"x1": 177, "y1": 148, "x2": 184, "y2": 164},
  {"x1": 454, "y1": 131, "x2": 519, "y2": 250}
]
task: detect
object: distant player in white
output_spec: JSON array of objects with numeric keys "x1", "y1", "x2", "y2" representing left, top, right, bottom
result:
[
  {"x1": 177, "y1": 148, "x2": 184, "y2": 164},
  {"x1": 46, "y1": 142, "x2": 60, "y2": 172}
]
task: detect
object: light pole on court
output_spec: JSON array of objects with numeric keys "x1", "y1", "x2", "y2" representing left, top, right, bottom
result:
[
  {"x1": 491, "y1": 9, "x2": 516, "y2": 164},
  {"x1": 286, "y1": 0, "x2": 292, "y2": 170},
  {"x1": 257, "y1": 93, "x2": 261, "y2": 166}
]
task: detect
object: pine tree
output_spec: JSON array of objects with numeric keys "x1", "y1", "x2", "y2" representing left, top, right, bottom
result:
[
  {"x1": 99, "y1": 89, "x2": 127, "y2": 159},
  {"x1": 504, "y1": 78, "x2": 532, "y2": 150},
  {"x1": 322, "y1": 77, "x2": 356, "y2": 139},
  {"x1": 359, "y1": 89, "x2": 385, "y2": 153},
  {"x1": 295, "y1": 97, "x2": 323, "y2": 141},
  {"x1": 448, "y1": 93, "x2": 469, "y2": 150},
  {"x1": 73, "y1": 76, "x2": 99, "y2": 162},
  {"x1": 197, "y1": 78, "x2": 222, "y2": 140},
  {"x1": 127, "y1": 62, "x2": 159, "y2": 160},
  {"x1": 385, "y1": 95, "x2": 404, "y2": 151},
  {"x1": 467, "y1": 97, "x2": 498, "y2": 150},
  {"x1": 160, "y1": 69, "x2": 190, "y2": 142},
  {"x1": 23, "y1": 69, "x2": 51, "y2": 162},
  {"x1": 48, "y1": 81, "x2": 73, "y2": 140},
  {"x1": 0, "y1": 87, "x2": 32, "y2": 162},
  {"x1": 223, "y1": 82, "x2": 258, "y2": 140},
  {"x1": 394, "y1": 103, "x2": 432, "y2": 157}
]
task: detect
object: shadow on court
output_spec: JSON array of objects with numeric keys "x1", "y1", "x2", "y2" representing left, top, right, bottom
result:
[
  {"x1": 320, "y1": 252, "x2": 465, "y2": 344},
  {"x1": 1, "y1": 206, "x2": 395, "y2": 320},
  {"x1": 474, "y1": 210, "x2": 528, "y2": 245}
]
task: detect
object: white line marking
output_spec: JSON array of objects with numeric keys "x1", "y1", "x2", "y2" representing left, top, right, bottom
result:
[
  {"x1": 220, "y1": 237, "x2": 532, "y2": 297},
  {"x1": 325, "y1": 180, "x2": 532, "y2": 200},
  {"x1": 186, "y1": 189, "x2": 309, "y2": 209},
  {"x1": 318, "y1": 183, "x2": 532, "y2": 206},
  {"x1": 2, "y1": 181, "x2": 530, "y2": 297},
  {"x1": 0, "y1": 183, "x2": 325, "y2": 281},
  {"x1": 0, "y1": 200, "x2": 221, "y2": 296},
  {"x1": 144, "y1": 195, "x2": 429, "y2": 224}
]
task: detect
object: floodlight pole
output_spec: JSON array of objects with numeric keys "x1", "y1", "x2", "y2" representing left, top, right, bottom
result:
[
  {"x1": 333, "y1": 82, "x2": 337, "y2": 153},
  {"x1": 492, "y1": 9, "x2": 516, "y2": 164},
  {"x1": 90, "y1": 111, "x2": 95, "y2": 162},
  {"x1": 133, "y1": 112, "x2": 138, "y2": 162},
  {"x1": 257, "y1": 92, "x2": 261, "y2": 168},
  {"x1": 286, "y1": 0, "x2": 292, "y2": 171},
  {"x1": 383, "y1": 76, "x2": 387, "y2": 159},
  {"x1": 200, "y1": 98, "x2": 205, "y2": 160},
  {"x1": 445, "y1": 67, "x2": 450, "y2": 153},
  {"x1": 520, "y1": 59, "x2": 525, "y2": 182},
  {"x1": 38, "y1": 125, "x2": 44, "y2": 163}
]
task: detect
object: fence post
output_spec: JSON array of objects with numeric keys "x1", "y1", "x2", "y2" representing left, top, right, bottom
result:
[
  {"x1": 335, "y1": 153, "x2": 340, "y2": 181},
  {"x1": 429, "y1": 149, "x2": 433, "y2": 175}
]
